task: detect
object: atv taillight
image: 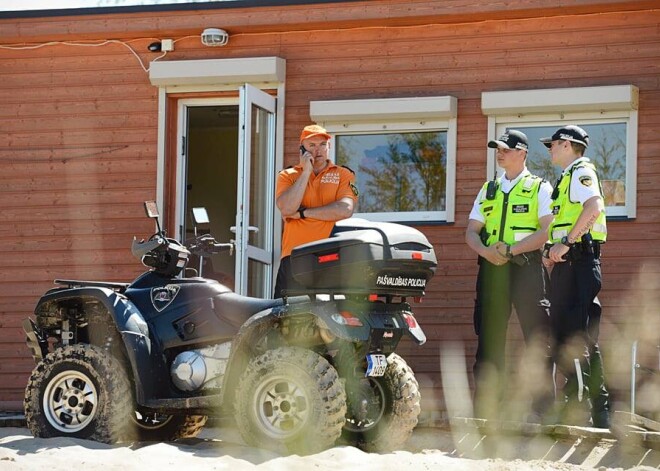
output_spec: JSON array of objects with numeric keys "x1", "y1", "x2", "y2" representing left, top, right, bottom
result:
[
  {"x1": 368, "y1": 294, "x2": 378, "y2": 302},
  {"x1": 412, "y1": 252, "x2": 423, "y2": 260},
  {"x1": 318, "y1": 253, "x2": 339, "y2": 263},
  {"x1": 402, "y1": 313, "x2": 418, "y2": 329},
  {"x1": 331, "y1": 311, "x2": 364, "y2": 327}
]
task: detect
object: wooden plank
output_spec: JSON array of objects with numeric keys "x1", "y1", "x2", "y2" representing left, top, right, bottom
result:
[
  {"x1": 0, "y1": 83, "x2": 156, "y2": 103},
  {"x1": 614, "y1": 412, "x2": 660, "y2": 432},
  {"x1": 0, "y1": 172, "x2": 155, "y2": 193},
  {"x1": 0, "y1": 98, "x2": 156, "y2": 119},
  {"x1": 0, "y1": 204, "x2": 153, "y2": 224},
  {"x1": 0, "y1": 218, "x2": 156, "y2": 238},
  {"x1": 0, "y1": 113, "x2": 157, "y2": 133},
  {"x1": 3, "y1": 249, "x2": 137, "y2": 268},
  {"x1": 0, "y1": 152, "x2": 157, "y2": 177},
  {"x1": 0, "y1": 188, "x2": 155, "y2": 211}
]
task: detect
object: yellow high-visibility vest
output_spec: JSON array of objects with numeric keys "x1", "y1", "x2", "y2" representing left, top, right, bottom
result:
[
  {"x1": 549, "y1": 160, "x2": 607, "y2": 243},
  {"x1": 479, "y1": 174, "x2": 543, "y2": 246}
]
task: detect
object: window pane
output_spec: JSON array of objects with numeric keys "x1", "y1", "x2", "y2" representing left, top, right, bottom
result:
[
  {"x1": 512, "y1": 123, "x2": 627, "y2": 207},
  {"x1": 336, "y1": 132, "x2": 447, "y2": 213}
]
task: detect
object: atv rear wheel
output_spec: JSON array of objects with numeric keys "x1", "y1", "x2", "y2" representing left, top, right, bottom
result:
[
  {"x1": 24, "y1": 344, "x2": 133, "y2": 443},
  {"x1": 235, "y1": 347, "x2": 346, "y2": 454},
  {"x1": 342, "y1": 353, "x2": 421, "y2": 452},
  {"x1": 129, "y1": 411, "x2": 208, "y2": 441}
]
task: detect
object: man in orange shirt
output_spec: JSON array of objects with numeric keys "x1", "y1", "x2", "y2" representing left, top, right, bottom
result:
[{"x1": 274, "y1": 124, "x2": 358, "y2": 298}]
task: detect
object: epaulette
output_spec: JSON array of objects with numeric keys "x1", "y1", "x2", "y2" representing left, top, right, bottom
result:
[
  {"x1": 520, "y1": 174, "x2": 541, "y2": 193},
  {"x1": 341, "y1": 165, "x2": 355, "y2": 174}
]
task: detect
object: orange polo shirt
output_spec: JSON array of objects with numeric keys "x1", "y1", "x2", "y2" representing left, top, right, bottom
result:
[{"x1": 276, "y1": 161, "x2": 357, "y2": 258}]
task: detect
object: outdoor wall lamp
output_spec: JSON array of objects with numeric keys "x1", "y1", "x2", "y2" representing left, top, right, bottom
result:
[{"x1": 201, "y1": 28, "x2": 229, "y2": 46}]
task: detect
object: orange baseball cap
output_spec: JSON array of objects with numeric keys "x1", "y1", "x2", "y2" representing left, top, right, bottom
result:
[{"x1": 300, "y1": 124, "x2": 331, "y2": 143}]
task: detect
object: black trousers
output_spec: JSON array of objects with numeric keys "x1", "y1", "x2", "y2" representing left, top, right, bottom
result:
[
  {"x1": 473, "y1": 254, "x2": 553, "y2": 419},
  {"x1": 273, "y1": 256, "x2": 306, "y2": 299},
  {"x1": 549, "y1": 249, "x2": 609, "y2": 418}
]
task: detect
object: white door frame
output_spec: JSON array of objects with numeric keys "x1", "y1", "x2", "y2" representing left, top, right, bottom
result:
[
  {"x1": 149, "y1": 57, "x2": 286, "y2": 295},
  {"x1": 235, "y1": 84, "x2": 277, "y2": 295}
]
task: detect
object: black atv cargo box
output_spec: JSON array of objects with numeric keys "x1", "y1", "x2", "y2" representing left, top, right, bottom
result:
[{"x1": 289, "y1": 218, "x2": 437, "y2": 296}]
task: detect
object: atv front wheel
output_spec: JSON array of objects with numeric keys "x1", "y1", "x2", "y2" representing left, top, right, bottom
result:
[
  {"x1": 24, "y1": 344, "x2": 133, "y2": 443},
  {"x1": 235, "y1": 347, "x2": 346, "y2": 454},
  {"x1": 129, "y1": 411, "x2": 208, "y2": 441},
  {"x1": 342, "y1": 353, "x2": 421, "y2": 452}
]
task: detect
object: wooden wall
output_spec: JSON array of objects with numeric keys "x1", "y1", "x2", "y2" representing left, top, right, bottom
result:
[{"x1": 1, "y1": 0, "x2": 658, "y2": 417}]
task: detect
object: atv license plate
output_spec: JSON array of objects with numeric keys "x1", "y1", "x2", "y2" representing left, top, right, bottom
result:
[{"x1": 365, "y1": 354, "x2": 387, "y2": 377}]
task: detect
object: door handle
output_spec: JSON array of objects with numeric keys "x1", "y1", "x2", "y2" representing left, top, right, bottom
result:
[{"x1": 230, "y1": 226, "x2": 259, "y2": 234}]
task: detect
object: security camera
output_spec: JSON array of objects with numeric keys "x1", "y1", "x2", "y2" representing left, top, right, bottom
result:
[{"x1": 201, "y1": 28, "x2": 229, "y2": 47}]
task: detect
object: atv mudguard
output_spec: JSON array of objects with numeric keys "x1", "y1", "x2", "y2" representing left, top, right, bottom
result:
[
  {"x1": 220, "y1": 297, "x2": 425, "y2": 409},
  {"x1": 281, "y1": 298, "x2": 427, "y2": 345},
  {"x1": 228, "y1": 297, "x2": 425, "y2": 360},
  {"x1": 31, "y1": 287, "x2": 156, "y2": 404}
]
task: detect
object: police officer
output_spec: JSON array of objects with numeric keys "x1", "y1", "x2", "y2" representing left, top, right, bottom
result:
[
  {"x1": 466, "y1": 130, "x2": 554, "y2": 421},
  {"x1": 541, "y1": 125, "x2": 610, "y2": 428}
]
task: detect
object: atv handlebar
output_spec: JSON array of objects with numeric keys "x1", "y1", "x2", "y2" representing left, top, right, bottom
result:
[{"x1": 185, "y1": 234, "x2": 234, "y2": 257}]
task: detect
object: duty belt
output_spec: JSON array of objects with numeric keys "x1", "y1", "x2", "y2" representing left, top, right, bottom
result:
[{"x1": 543, "y1": 240, "x2": 602, "y2": 261}]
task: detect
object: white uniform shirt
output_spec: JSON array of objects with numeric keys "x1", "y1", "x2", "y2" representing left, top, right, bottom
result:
[
  {"x1": 563, "y1": 157, "x2": 602, "y2": 204},
  {"x1": 468, "y1": 168, "x2": 553, "y2": 224}
]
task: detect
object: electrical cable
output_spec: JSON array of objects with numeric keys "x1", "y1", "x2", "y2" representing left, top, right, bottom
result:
[{"x1": 0, "y1": 38, "x2": 167, "y2": 73}]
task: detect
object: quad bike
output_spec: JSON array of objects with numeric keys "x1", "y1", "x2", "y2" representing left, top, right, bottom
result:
[{"x1": 23, "y1": 201, "x2": 437, "y2": 454}]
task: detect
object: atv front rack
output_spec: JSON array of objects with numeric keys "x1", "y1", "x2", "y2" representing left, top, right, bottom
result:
[{"x1": 54, "y1": 279, "x2": 130, "y2": 292}]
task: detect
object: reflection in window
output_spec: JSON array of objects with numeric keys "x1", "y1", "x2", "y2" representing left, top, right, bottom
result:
[
  {"x1": 336, "y1": 132, "x2": 447, "y2": 215},
  {"x1": 511, "y1": 123, "x2": 627, "y2": 208}
]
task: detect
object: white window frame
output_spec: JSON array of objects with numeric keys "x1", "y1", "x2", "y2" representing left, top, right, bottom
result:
[
  {"x1": 482, "y1": 85, "x2": 639, "y2": 219},
  {"x1": 310, "y1": 96, "x2": 457, "y2": 223}
]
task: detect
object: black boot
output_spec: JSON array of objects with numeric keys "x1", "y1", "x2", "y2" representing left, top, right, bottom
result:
[{"x1": 591, "y1": 410, "x2": 610, "y2": 429}]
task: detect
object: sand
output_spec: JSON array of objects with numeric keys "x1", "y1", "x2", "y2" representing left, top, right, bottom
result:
[{"x1": 1, "y1": 424, "x2": 658, "y2": 471}]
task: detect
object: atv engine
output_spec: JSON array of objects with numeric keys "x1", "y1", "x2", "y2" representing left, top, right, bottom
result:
[{"x1": 170, "y1": 342, "x2": 231, "y2": 391}]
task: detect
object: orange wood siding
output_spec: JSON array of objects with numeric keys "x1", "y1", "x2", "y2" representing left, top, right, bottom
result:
[{"x1": 0, "y1": 1, "x2": 658, "y2": 416}]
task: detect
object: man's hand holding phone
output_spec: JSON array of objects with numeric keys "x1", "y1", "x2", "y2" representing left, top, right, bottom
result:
[{"x1": 299, "y1": 144, "x2": 313, "y2": 172}]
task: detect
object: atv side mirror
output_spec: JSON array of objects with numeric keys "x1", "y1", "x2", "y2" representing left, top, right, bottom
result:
[
  {"x1": 192, "y1": 207, "x2": 209, "y2": 225},
  {"x1": 144, "y1": 201, "x2": 160, "y2": 219}
]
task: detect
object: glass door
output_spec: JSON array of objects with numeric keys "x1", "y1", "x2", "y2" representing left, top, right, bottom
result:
[{"x1": 234, "y1": 84, "x2": 277, "y2": 297}]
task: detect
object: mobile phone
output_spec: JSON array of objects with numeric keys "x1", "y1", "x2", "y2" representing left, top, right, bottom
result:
[{"x1": 300, "y1": 144, "x2": 307, "y2": 154}]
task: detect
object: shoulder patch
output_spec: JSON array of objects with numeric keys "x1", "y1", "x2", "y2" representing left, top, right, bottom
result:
[
  {"x1": 349, "y1": 182, "x2": 359, "y2": 197},
  {"x1": 279, "y1": 166, "x2": 298, "y2": 175},
  {"x1": 579, "y1": 175, "x2": 593, "y2": 187},
  {"x1": 341, "y1": 165, "x2": 355, "y2": 174}
]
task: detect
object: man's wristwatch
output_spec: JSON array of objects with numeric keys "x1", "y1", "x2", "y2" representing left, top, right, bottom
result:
[
  {"x1": 298, "y1": 208, "x2": 306, "y2": 219},
  {"x1": 560, "y1": 236, "x2": 573, "y2": 247}
]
